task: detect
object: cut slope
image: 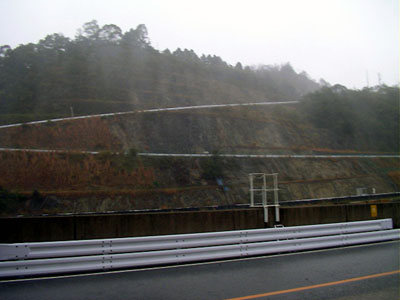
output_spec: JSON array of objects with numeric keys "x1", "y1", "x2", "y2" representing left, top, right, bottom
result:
[{"x1": 0, "y1": 102, "x2": 398, "y2": 215}]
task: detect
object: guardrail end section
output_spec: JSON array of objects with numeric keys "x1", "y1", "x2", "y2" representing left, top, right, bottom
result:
[
  {"x1": 382, "y1": 219, "x2": 393, "y2": 230},
  {"x1": 0, "y1": 244, "x2": 30, "y2": 261}
]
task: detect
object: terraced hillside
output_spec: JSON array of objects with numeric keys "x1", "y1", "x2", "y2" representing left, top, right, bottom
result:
[
  {"x1": 0, "y1": 21, "x2": 398, "y2": 216},
  {"x1": 0, "y1": 101, "x2": 398, "y2": 216}
]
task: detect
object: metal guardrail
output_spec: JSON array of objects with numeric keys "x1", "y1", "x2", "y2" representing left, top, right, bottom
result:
[
  {"x1": 0, "y1": 219, "x2": 398, "y2": 278},
  {"x1": 0, "y1": 219, "x2": 393, "y2": 260}
]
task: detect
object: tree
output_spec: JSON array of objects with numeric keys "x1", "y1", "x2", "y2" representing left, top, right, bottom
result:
[
  {"x1": 76, "y1": 20, "x2": 100, "y2": 41},
  {"x1": 98, "y1": 24, "x2": 122, "y2": 43},
  {"x1": 0, "y1": 45, "x2": 11, "y2": 58},
  {"x1": 122, "y1": 24, "x2": 150, "y2": 49},
  {"x1": 136, "y1": 24, "x2": 150, "y2": 46},
  {"x1": 234, "y1": 62, "x2": 243, "y2": 70},
  {"x1": 38, "y1": 34, "x2": 70, "y2": 52}
]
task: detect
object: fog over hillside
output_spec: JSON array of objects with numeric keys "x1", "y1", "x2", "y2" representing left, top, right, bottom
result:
[
  {"x1": 0, "y1": 21, "x2": 398, "y2": 216},
  {"x1": 0, "y1": 21, "x2": 321, "y2": 125}
]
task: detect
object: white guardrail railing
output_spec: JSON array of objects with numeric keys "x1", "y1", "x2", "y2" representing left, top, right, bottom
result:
[{"x1": 0, "y1": 219, "x2": 398, "y2": 278}]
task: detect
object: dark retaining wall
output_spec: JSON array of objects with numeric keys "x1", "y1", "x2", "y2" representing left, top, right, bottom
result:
[
  {"x1": 280, "y1": 203, "x2": 399, "y2": 227},
  {"x1": 1, "y1": 203, "x2": 399, "y2": 243}
]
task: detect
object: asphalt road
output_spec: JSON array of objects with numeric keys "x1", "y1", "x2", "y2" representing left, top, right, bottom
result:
[{"x1": 1, "y1": 241, "x2": 398, "y2": 300}]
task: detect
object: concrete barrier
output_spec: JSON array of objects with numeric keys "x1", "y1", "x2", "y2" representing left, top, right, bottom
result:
[{"x1": 1, "y1": 203, "x2": 399, "y2": 243}]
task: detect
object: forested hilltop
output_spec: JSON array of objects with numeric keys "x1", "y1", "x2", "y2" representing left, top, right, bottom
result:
[{"x1": 0, "y1": 20, "x2": 320, "y2": 125}]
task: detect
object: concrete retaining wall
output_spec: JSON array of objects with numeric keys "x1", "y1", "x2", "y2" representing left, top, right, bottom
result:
[{"x1": 1, "y1": 203, "x2": 399, "y2": 243}]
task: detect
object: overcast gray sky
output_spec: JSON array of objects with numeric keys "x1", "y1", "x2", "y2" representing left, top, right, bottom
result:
[{"x1": 0, "y1": 0, "x2": 398, "y2": 89}]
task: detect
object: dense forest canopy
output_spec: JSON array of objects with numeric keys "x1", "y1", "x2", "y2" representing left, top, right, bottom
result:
[
  {"x1": 301, "y1": 84, "x2": 399, "y2": 152},
  {"x1": 0, "y1": 20, "x2": 320, "y2": 124}
]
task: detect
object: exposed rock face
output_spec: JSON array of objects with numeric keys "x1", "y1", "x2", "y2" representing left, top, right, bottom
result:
[
  {"x1": 15, "y1": 156, "x2": 397, "y2": 215},
  {"x1": 0, "y1": 104, "x2": 398, "y2": 215},
  {"x1": 108, "y1": 105, "x2": 329, "y2": 153}
]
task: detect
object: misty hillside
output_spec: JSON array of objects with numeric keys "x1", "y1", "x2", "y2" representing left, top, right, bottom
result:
[
  {"x1": 1, "y1": 85, "x2": 398, "y2": 153},
  {"x1": 0, "y1": 85, "x2": 398, "y2": 215},
  {"x1": 0, "y1": 21, "x2": 398, "y2": 216},
  {"x1": 0, "y1": 20, "x2": 320, "y2": 125}
]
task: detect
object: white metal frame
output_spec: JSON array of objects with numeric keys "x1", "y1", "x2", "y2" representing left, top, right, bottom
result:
[{"x1": 249, "y1": 173, "x2": 280, "y2": 223}]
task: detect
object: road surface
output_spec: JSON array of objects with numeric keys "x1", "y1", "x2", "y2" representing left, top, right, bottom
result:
[{"x1": 1, "y1": 241, "x2": 398, "y2": 300}]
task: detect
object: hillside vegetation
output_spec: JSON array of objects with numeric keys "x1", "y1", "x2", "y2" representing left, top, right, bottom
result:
[
  {"x1": 301, "y1": 85, "x2": 399, "y2": 152},
  {"x1": 0, "y1": 21, "x2": 398, "y2": 216},
  {"x1": 0, "y1": 20, "x2": 319, "y2": 125},
  {"x1": 0, "y1": 85, "x2": 397, "y2": 154}
]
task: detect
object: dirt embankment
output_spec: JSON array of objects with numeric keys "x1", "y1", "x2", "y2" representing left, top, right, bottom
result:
[
  {"x1": 0, "y1": 152, "x2": 397, "y2": 215},
  {"x1": 0, "y1": 105, "x2": 398, "y2": 215}
]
